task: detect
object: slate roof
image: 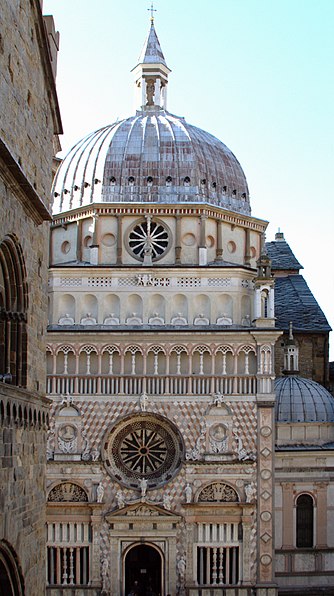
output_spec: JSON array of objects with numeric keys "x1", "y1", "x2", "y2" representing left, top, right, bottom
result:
[
  {"x1": 266, "y1": 239, "x2": 303, "y2": 271},
  {"x1": 274, "y1": 275, "x2": 331, "y2": 332}
]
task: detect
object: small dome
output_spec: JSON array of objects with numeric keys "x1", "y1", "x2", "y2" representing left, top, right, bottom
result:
[
  {"x1": 52, "y1": 109, "x2": 250, "y2": 216},
  {"x1": 275, "y1": 376, "x2": 334, "y2": 423}
]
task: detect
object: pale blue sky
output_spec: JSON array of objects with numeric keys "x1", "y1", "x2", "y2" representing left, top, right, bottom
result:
[{"x1": 44, "y1": 0, "x2": 334, "y2": 358}]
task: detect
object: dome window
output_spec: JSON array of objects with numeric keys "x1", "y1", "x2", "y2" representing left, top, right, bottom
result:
[
  {"x1": 232, "y1": 189, "x2": 237, "y2": 196},
  {"x1": 84, "y1": 182, "x2": 90, "y2": 188},
  {"x1": 94, "y1": 178, "x2": 101, "y2": 185},
  {"x1": 166, "y1": 176, "x2": 172, "y2": 186},
  {"x1": 54, "y1": 191, "x2": 59, "y2": 198},
  {"x1": 183, "y1": 176, "x2": 190, "y2": 186},
  {"x1": 110, "y1": 177, "x2": 116, "y2": 185},
  {"x1": 212, "y1": 182, "x2": 217, "y2": 189},
  {"x1": 222, "y1": 186, "x2": 227, "y2": 194},
  {"x1": 74, "y1": 185, "x2": 79, "y2": 191},
  {"x1": 201, "y1": 179, "x2": 206, "y2": 186},
  {"x1": 128, "y1": 176, "x2": 135, "y2": 185},
  {"x1": 147, "y1": 176, "x2": 153, "y2": 185},
  {"x1": 241, "y1": 192, "x2": 246, "y2": 199},
  {"x1": 63, "y1": 189, "x2": 69, "y2": 194}
]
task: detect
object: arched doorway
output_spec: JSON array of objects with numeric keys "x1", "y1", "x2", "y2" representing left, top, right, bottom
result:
[
  {"x1": 124, "y1": 543, "x2": 163, "y2": 596},
  {"x1": 0, "y1": 541, "x2": 24, "y2": 596}
]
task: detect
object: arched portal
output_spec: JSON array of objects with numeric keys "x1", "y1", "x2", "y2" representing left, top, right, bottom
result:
[
  {"x1": 0, "y1": 541, "x2": 25, "y2": 596},
  {"x1": 124, "y1": 543, "x2": 163, "y2": 596}
]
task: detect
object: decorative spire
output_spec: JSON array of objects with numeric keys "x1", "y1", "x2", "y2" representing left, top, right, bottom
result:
[
  {"x1": 137, "y1": 20, "x2": 167, "y2": 67},
  {"x1": 132, "y1": 19, "x2": 171, "y2": 111}
]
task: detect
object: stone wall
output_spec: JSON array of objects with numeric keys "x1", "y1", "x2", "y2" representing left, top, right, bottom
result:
[
  {"x1": 0, "y1": 1, "x2": 61, "y2": 594},
  {"x1": 0, "y1": 385, "x2": 49, "y2": 595},
  {"x1": 0, "y1": 0, "x2": 60, "y2": 208}
]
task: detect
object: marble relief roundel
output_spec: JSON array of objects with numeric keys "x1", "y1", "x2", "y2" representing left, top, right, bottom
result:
[{"x1": 103, "y1": 414, "x2": 184, "y2": 489}]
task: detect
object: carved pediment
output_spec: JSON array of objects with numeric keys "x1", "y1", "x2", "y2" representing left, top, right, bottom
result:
[{"x1": 105, "y1": 500, "x2": 180, "y2": 523}]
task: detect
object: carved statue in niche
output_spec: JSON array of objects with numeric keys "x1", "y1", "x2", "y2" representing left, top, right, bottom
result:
[
  {"x1": 146, "y1": 77, "x2": 156, "y2": 105},
  {"x1": 193, "y1": 313, "x2": 210, "y2": 325},
  {"x1": 48, "y1": 482, "x2": 88, "y2": 502},
  {"x1": 148, "y1": 312, "x2": 164, "y2": 325},
  {"x1": 216, "y1": 313, "x2": 233, "y2": 325},
  {"x1": 126, "y1": 313, "x2": 142, "y2": 325},
  {"x1": 177, "y1": 555, "x2": 186, "y2": 593},
  {"x1": 185, "y1": 483, "x2": 193, "y2": 503},
  {"x1": 103, "y1": 313, "x2": 119, "y2": 325},
  {"x1": 58, "y1": 313, "x2": 74, "y2": 325},
  {"x1": 80, "y1": 313, "x2": 97, "y2": 325},
  {"x1": 96, "y1": 482, "x2": 104, "y2": 503},
  {"x1": 171, "y1": 313, "x2": 187, "y2": 325}
]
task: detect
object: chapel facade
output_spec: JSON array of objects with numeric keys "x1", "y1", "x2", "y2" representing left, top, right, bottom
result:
[{"x1": 45, "y1": 20, "x2": 334, "y2": 596}]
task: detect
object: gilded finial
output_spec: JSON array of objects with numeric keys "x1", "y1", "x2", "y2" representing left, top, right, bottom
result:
[{"x1": 147, "y1": 2, "x2": 157, "y2": 24}]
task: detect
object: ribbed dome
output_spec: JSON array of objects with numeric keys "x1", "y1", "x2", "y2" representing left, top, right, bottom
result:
[
  {"x1": 275, "y1": 376, "x2": 334, "y2": 423},
  {"x1": 52, "y1": 108, "x2": 250, "y2": 216}
]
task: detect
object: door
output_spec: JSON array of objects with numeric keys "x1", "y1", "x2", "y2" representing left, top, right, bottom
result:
[{"x1": 124, "y1": 543, "x2": 162, "y2": 596}]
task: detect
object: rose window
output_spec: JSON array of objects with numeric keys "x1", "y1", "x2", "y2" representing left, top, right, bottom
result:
[
  {"x1": 103, "y1": 414, "x2": 184, "y2": 489},
  {"x1": 128, "y1": 219, "x2": 169, "y2": 261}
]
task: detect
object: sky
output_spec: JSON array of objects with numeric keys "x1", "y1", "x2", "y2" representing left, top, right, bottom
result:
[{"x1": 43, "y1": 0, "x2": 334, "y2": 358}]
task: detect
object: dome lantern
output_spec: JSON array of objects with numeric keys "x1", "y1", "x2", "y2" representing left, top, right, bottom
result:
[{"x1": 131, "y1": 19, "x2": 171, "y2": 111}]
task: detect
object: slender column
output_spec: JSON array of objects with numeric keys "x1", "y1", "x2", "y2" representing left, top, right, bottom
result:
[
  {"x1": 116, "y1": 214, "x2": 123, "y2": 264},
  {"x1": 254, "y1": 288, "x2": 262, "y2": 319},
  {"x1": 199, "y1": 214, "x2": 207, "y2": 265},
  {"x1": 175, "y1": 214, "x2": 182, "y2": 264},
  {"x1": 75, "y1": 547, "x2": 80, "y2": 584},
  {"x1": 56, "y1": 547, "x2": 61, "y2": 585},
  {"x1": 282, "y1": 483, "x2": 294, "y2": 547},
  {"x1": 316, "y1": 482, "x2": 328, "y2": 547},
  {"x1": 76, "y1": 219, "x2": 83, "y2": 261},
  {"x1": 69, "y1": 548, "x2": 74, "y2": 584},
  {"x1": 244, "y1": 228, "x2": 251, "y2": 266},
  {"x1": 90, "y1": 213, "x2": 99, "y2": 265},
  {"x1": 269, "y1": 287, "x2": 275, "y2": 318},
  {"x1": 215, "y1": 219, "x2": 223, "y2": 261}
]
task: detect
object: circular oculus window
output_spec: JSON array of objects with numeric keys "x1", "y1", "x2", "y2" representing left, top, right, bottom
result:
[
  {"x1": 127, "y1": 219, "x2": 170, "y2": 261},
  {"x1": 103, "y1": 414, "x2": 184, "y2": 489}
]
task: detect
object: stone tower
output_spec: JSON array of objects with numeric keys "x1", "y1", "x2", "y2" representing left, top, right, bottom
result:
[{"x1": 0, "y1": 1, "x2": 61, "y2": 594}]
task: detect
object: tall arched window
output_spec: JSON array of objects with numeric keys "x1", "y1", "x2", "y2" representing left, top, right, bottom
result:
[
  {"x1": 296, "y1": 494, "x2": 314, "y2": 548},
  {"x1": 0, "y1": 235, "x2": 28, "y2": 386}
]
